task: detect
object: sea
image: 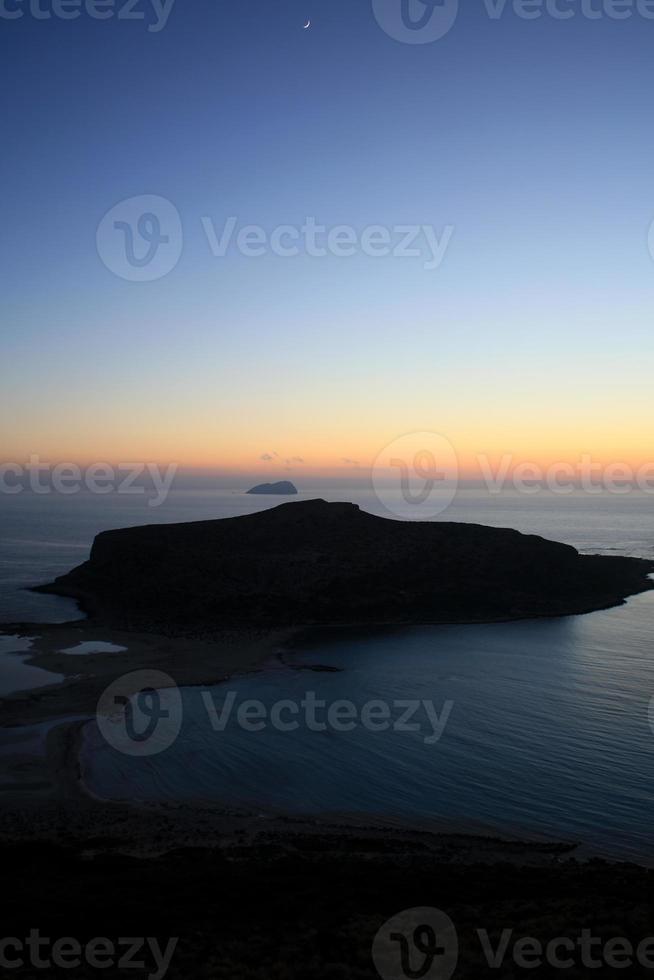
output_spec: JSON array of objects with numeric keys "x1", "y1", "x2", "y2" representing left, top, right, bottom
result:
[{"x1": 2, "y1": 488, "x2": 654, "y2": 863}]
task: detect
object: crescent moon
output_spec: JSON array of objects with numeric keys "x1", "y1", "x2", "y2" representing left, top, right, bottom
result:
[{"x1": 303, "y1": 19, "x2": 311, "y2": 28}]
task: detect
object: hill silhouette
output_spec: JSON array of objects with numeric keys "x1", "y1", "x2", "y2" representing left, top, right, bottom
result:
[
  {"x1": 246, "y1": 480, "x2": 298, "y2": 495},
  {"x1": 37, "y1": 500, "x2": 654, "y2": 634}
]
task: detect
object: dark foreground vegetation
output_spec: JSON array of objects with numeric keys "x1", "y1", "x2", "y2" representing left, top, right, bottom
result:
[{"x1": 3, "y1": 826, "x2": 654, "y2": 979}]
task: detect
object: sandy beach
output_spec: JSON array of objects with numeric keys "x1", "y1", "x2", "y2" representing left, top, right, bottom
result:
[{"x1": 0, "y1": 619, "x2": 291, "y2": 802}]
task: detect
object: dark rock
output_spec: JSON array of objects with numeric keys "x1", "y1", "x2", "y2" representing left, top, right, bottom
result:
[
  {"x1": 246, "y1": 481, "x2": 298, "y2": 495},
  {"x1": 36, "y1": 500, "x2": 654, "y2": 634}
]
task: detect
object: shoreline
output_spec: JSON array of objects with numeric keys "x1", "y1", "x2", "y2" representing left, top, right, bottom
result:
[
  {"x1": 2, "y1": 589, "x2": 645, "y2": 733},
  {"x1": 4, "y1": 610, "x2": 654, "y2": 968},
  {"x1": 0, "y1": 690, "x2": 587, "y2": 870},
  {"x1": 3, "y1": 585, "x2": 654, "y2": 870},
  {"x1": 4, "y1": 699, "x2": 589, "y2": 869},
  {"x1": 0, "y1": 618, "x2": 294, "y2": 728},
  {"x1": 34, "y1": 500, "x2": 654, "y2": 638},
  {"x1": 6, "y1": 712, "x2": 654, "y2": 871}
]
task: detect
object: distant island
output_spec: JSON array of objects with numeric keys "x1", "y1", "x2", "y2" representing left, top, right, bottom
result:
[
  {"x1": 246, "y1": 481, "x2": 298, "y2": 495},
  {"x1": 37, "y1": 499, "x2": 654, "y2": 635}
]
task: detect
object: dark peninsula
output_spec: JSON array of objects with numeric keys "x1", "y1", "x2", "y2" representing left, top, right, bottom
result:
[{"x1": 37, "y1": 499, "x2": 654, "y2": 635}]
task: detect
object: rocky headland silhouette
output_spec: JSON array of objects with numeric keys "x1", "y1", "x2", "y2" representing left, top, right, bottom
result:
[
  {"x1": 246, "y1": 481, "x2": 298, "y2": 495},
  {"x1": 37, "y1": 500, "x2": 654, "y2": 636}
]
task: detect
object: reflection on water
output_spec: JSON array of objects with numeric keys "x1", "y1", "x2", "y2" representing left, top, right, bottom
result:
[{"x1": 83, "y1": 590, "x2": 654, "y2": 864}]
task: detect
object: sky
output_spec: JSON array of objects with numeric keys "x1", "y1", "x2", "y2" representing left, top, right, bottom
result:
[{"x1": 2, "y1": 0, "x2": 654, "y2": 483}]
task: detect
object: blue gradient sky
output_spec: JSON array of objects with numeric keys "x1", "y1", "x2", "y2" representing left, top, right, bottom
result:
[{"x1": 2, "y1": 0, "x2": 654, "y2": 475}]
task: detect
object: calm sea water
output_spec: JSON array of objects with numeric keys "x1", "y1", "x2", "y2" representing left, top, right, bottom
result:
[
  {"x1": 82, "y1": 594, "x2": 654, "y2": 863},
  {"x1": 2, "y1": 489, "x2": 654, "y2": 862}
]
